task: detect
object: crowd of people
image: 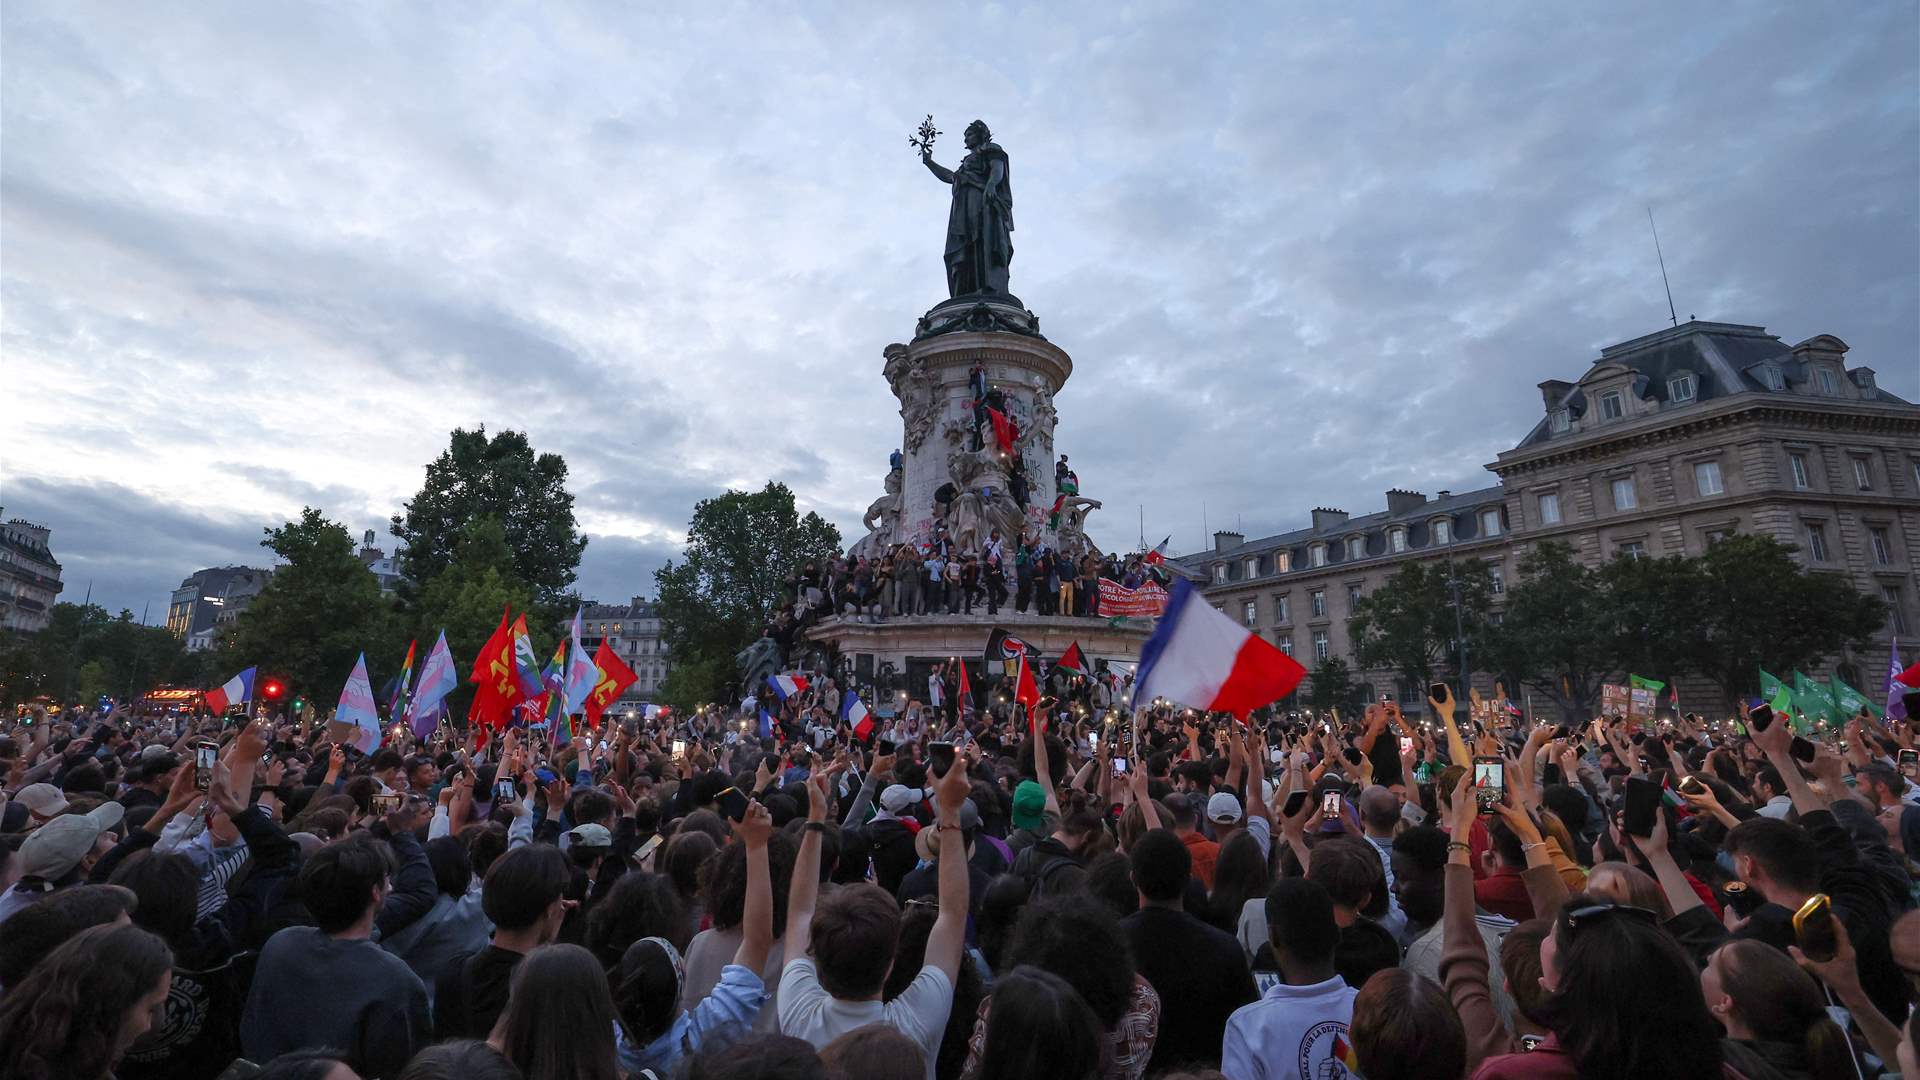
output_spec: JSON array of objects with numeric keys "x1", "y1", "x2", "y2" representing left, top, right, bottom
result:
[
  {"x1": 769, "y1": 537, "x2": 1168, "y2": 634},
  {"x1": 2, "y1": 679, "x2": 1918, "y2": 1079}
]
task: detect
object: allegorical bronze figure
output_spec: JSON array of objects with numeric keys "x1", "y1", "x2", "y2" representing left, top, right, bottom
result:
[{"x1": 917, "y1": 118, "x2": 1013, "y2": 297}]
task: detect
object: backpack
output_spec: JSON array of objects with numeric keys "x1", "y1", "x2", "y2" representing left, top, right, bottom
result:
[{"x1": 1012, "y1": 842, "x2": 1080, "y2": 897}]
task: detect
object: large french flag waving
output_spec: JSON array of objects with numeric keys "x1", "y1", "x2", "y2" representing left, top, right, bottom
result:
[
  {"x1": 204, "y1": 667, "x2": 257, "y2": 715},
  {"x1": 1134, "y1": 579, "x2": 1306, "y2": 719}
]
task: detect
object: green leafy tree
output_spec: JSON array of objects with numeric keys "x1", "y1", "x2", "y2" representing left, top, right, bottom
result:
[
  {"x1": 1596, "y1": 551, "x2": 1705, "y2": 685},
  {"x1": 1481, "y1": 542, "x2": 1614, "y2": 722},
  {"x1": 0, "y1": 604, "x2": 191, "y2": 708},
  {"x1": 654, "y1": 482, "x2": 842, "y2": 706},
  {"x1": 229, "y1": 508, "x2": 399, "y2": 703},
  {"x1": 404, "y1": 516, "x2": 537, "y2": 721},
  {"x1": 391, "y1": 427, "x2": 587, "y2": 610},
  {"x1": 1348, "y1": 558, "x2": 1495, "y2": 693},
  {"x1": 1305, "y1": 655, "x2": 1366, "y2": 716},
  {"x1": 1680, "y1": 534, "x2": 1886, "y2": 707}
]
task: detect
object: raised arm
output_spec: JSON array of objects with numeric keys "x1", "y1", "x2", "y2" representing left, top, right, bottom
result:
[
  {"x1": 785, "y1": 770, "x2": 833, "y2": 958},
  {"x1": 923, "y1": 748, "x2": 972, "y2": 984},
  {"x1": 920, "y1": 149, "x2": 955, "y2": 184},
  {"x1": 733, "y1": 802, "x2": 776, "y2": 973},
  {"x1": 1430, "y1": 685, "x2": 1471, "y2": 768},
  {"x1": 1032, "y1": 715, "x2": 1061, "y2": 816}
]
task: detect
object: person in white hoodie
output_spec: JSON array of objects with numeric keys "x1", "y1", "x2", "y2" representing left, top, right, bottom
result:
[{"x1": 1222, "y1": 877, "x2": 1359, "y2": 1080}]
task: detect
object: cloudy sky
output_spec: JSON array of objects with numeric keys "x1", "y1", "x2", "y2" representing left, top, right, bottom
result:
[{"x1": 4, "y1": 2, "x2": 1915, "y2": 618}]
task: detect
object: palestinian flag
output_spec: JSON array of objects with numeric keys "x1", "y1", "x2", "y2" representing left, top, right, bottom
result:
[{"x1": 1057, "y1": 641, "x2": 1087, "y2": 674}]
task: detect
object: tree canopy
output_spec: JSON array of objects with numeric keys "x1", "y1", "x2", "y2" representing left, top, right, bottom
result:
[
  {"x1": 228, "y1": 507, "x2": 399, "y2": 703},
  {"x1": 0, "y1": 604, "x2": 197, "y2": 708},
  {"x1": 391, "y1": 427, "x2": 587, "y2": 610},
  {"x1": 653, "y1": 482, "x2": 842, "y2": 707},
  {"x1": 1348, "y1": 556, "x2": 1495, "y2": 694}
]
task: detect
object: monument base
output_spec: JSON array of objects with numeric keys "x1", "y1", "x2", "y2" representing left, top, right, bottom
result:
[{"x1": 804, "y1": 611, "x2": 1152, "y2": 704}]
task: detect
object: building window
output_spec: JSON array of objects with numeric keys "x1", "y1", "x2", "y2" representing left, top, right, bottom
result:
[
  {"x1": 1619, "y1": 540, "x2": 1647, "y2": 560},
  {"x1": 1310, "y1": 544, "x2": 1327, "y2": 568},
  {"x1": 1278, "y1": 636, "x2": 1294, "y2": 657},
  {"x1": 1599, "y1": 390, "x2": 1625, "y2": 420},
  {"x1": 1789, "y1": 453, "x2": 1811, "y2": 490},
  {"x1": 1886, "y1": 586, "x2": 1909, "y2": 635},
  {"x1": 1549, "y1": 409, "x2": 1570, "y2": 433},
  {"x1": 1389, "y1": 527, "x2": 1407, "y2": 553},
  {"x1": 1313, "y1": 630, "x2": 1330, "y2": 662},
  {"x1": 1611, "y1": 476, "x2": 1637, "y2": 510},
  {"x1": 1852, "y1": 457, "x2": 1873, "y2": 491},
  {"x1": 1346, "y1": 585, "x2": 1363, "y2": 610},
  {"x1": 1212, "y1": 564, "x2": 1227, "y2": 584},
  {"x1": 1538, "y1": 492, "x2": 1561, "y2": 524},
  {"x1": 1480, "y1": 508, "x2": 1502, "y2": 537},
  {"x1": 1805, "y1": 522, "x2": 1830, "y2": 562},
  {"x1": 1310, "y1": 590, "x2": 1327, "y2": 618},
  {"x1": 1704, "y1": 527, "x2": 1733, "y2": 546},
  {"x1": 1346, "y1": 536, "x2": 1364, "y2": 560},
  {"x1": 1274, "y1": 595, "x2": 1290, "y2": 624},
  {"x1": 1694, "y1": 460, "x2": 1724, "y2": 496},
  {"x1": 1433, "y1": 518, "x2": 1452, "y2": 544},
  {"x1": 1245, "y1": 557, "x2": 1260, "y2": 580},
  {"x1": 1275, "y1": 551, "x2": 1291, "y2": 573},
  {"x1": 1759, "y1": 366, "x2": 1783, "y2": 391},
  {"x1": 1489, "y1": 564, "x2": 1505, "y2": 594},
  {"x1": 1668, "y1": 374, "x2": 1696, "y2": 402},
  {"x1": 1817, "y1": 367, "x2": 1839, "y2": 395},
  {"x1": 1870, "y1": 527, "x2": 1892, "y2": 565},
  {"x1": 1243, "y1": 600, "x2": 1258, "y2": 627}
]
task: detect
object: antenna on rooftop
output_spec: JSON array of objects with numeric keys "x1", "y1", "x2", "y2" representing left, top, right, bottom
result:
[{"x1": 1647, "y1": 206, "x2": 1678, "y2": 328}]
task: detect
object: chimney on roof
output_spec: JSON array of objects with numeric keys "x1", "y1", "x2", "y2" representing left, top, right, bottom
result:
[
  {"x1": 631, "y1": 596, "x2": 646, "y2": 608},
  {"x1": 1385, "y1": 489, "x2": 1427, "y2": 514},
  {"x1": 1311, "y1": 508, "x2": 1348, "y2": 531},
  {"x1": 1213, "y1": 530, "x2": 1245, "y2": 553},
  {"x1": 1538, "y1": 379, "x2": 1573, "y2": 411}
]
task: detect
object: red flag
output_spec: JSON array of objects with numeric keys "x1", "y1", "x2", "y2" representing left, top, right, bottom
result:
[
  {"x1": 957, "y1": 660, "x2": 972, "y2": 710},
  {"x1": 583, "y1": 642, "x2": 639, "y2": 731},
  {"x1": 1016, "y1": 653, "x2": 1041, "y2": 713},
  {"x1": 986, "y1": 407, "x2": 1017, "y2": 455},
  {"x1": 467, "y1": 607, "x2": 520, "y2": 730},
  {"x1": 1056, "y1": 642, "x2": 1086, "y2": 673}
]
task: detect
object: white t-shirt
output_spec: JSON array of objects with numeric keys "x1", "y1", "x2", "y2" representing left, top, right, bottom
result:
[{"x1": 777, "y1": 957, "x2": 952, "y2": 1080}]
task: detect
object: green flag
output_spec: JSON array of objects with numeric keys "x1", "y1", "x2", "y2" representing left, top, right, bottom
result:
[
  {"x1": 1830, "y1": 674, "x2": 1883, "y2": 720},
  {"x1": 1792, "y1": 671, "x2": 1842, "y2": 731},
  {"x1": 1758, "y1": 669, "x2": 1793, "y2": 714},
  {"x1": 1629, "y1": 674, "x2": 1666, "y2": 692}
]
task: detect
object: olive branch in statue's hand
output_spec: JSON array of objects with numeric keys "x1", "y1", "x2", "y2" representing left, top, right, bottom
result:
[{"x1": 908, "y1": 114, "x2": 940, "y2": 157}]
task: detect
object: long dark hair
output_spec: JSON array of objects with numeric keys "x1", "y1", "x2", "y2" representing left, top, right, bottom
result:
[
  {"x1": 1714, "y1": 940, "x2": 1855, "y2": 1080},
  {"x1": 1535, "y1": 893, "x2": 1722, "y2": 1078},
  {"x1": 975, "y1": 966, "x2": 1102, "y2": 1080},
  {"x1": 491, "y1": 943, "x2": 620, "y2": 1080},
  {"x1": 0, "y1": 923, "x2": 174, "y2": 1080},
  {"x1": 1209, "y1": 830, "x2": 1271, "y2": 932}
]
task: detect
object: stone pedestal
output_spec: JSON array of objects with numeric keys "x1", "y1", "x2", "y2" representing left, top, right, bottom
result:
[
  {"x1": 854, "y1": 293, "x2": 1104, "y2": 559},
  {"x1": 824, "y1": 293, "x2": 1149, "y2": 693}
]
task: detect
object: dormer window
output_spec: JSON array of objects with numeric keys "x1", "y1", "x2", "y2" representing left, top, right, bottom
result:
[
  {"x1": 1854, "y1": 370, "x2": 1876, "y2": 393},
  {"x1": 1389, "y1": 527, "x2": 1407, "y2": 553},
  {"x1": 1275, "y1": 551, "x2": 1291, "y2": 573},
  {"x1": 1211, "y1": 564, "x2": 1227, "y2": 585},
  {"x1": 1432, "y1": 518, "x2": 1452, "y2": 545},
  {"x1": 1479, "y1": 509, "x2": 1502, "y2": 537},
  {"x1": 1310, "y1": 543, "x2": 1327, "y2": 568},
  {"x1": 1599, "y1": 390, "x2": 1625, "y2": 421},
  {"x1": 1759, "y1": 365, "x2": 1784, "y2": 391},
  {"x1": 1345, "y1": 536, "x2": 1364, "y2": 560},
  {"x1": 1816, "y1": 367, "x2": 1839, "y2": 395},
  {"x1": 1549, "y1": 409, "x2": 1570, "y2": 433},
  {"x1": 1668, "y1": 373, "x2": 1696, "y2": 403},
  {"x1": 1244, "y1": 557, "x2": 1260, "y2": 580}
]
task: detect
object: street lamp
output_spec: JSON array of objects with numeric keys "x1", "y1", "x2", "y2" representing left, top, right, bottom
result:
[{"x1": 1437, "y1": 490, "x2": 1469, "y2": 704}]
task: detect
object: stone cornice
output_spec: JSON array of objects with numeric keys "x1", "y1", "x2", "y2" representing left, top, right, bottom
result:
[{"x1": 1491, "y1": 397, "x2": 1920, "y2": 479}]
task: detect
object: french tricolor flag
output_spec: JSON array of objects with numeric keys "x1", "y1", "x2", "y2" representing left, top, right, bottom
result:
[
  {"x1": 204, "y1": 666, "x2": 257, "y2": 715},
  {"x1": 1134, "y1": 579, "x2": 1306, "y2": 719},
  {"x1": 842, "y1": 689, "x2": 874, "y2": 741},
  {"x1": 767, "y1": 673, "x2": 810, "y2": 702}
]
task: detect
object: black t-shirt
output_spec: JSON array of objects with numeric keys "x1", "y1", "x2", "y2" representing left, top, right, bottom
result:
[
  {"x1": 1368, "y1": 734, "x2": 1403, "y2": 788},
  {"x1": 1122, "y1": 906, "x2": 1256, "y2": 1070},
  {"x1": 433, "y1": 945, "x2": 523, "y2": 1040}
]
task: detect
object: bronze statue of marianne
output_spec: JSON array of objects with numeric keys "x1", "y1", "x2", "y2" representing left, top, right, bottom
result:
[{"x1": 920, "y1": 119, "x2": 1013, "y2": 297}]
